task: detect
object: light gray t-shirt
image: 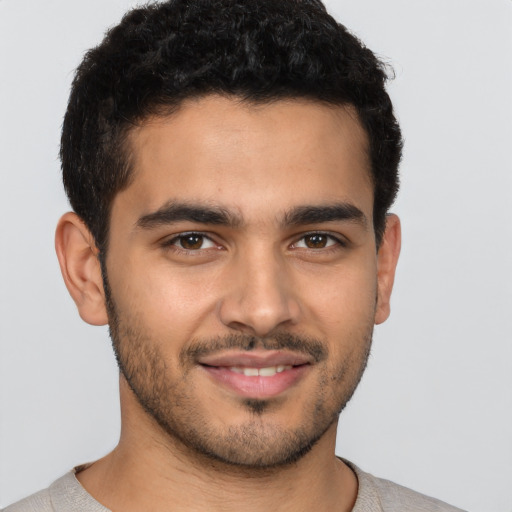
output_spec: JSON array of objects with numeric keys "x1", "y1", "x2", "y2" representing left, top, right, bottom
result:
[{"x1": 2, "y1": 461, "x2": 466, "y2": 511}]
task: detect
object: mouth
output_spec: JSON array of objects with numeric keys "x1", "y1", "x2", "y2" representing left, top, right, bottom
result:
[
  {"x1": 228, "y1": 364, "x2": 293, "y2": 376},
  {"x1": 198, "y1": 351, "x2": 312, "y2": 399}
]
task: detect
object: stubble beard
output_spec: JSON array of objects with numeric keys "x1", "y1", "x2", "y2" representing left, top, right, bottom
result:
[{"x1": 103, "y1": 274, "x2": 374, "y2": 471}]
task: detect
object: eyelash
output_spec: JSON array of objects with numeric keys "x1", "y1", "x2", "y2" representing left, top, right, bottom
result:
[
  {"x1": 161, "y1": 232, "x2": 220, "y2": 253},
  {"x1": 291, "y1": 232, "x2": 347, "y2": 251},
  {"x1": 161, "y1": 231, "x2": 347, "y2": 253}
]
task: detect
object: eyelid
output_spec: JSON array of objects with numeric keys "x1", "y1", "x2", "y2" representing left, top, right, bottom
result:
[
  {"x1": 290, "y1": 231, "x2": 348, "y2": 249},
  {"x1": 161, "y1": 231, "x2": 221, "y2": 250},
  {"x1": 159, "y1": 230, "x2": 348, "y2": 252}
]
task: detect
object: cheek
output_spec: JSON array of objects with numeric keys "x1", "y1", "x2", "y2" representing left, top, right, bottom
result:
[
  {"x1": 109, "y1": 255, "x2": 222, "y2": 337},
  {"x1": 298, "y1": 260, "x2": 378, "y2": 329}
]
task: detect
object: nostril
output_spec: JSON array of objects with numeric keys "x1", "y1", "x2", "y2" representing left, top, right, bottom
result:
[{"x1": 226, "y1": 321, "x2": 259, "y2": 335}]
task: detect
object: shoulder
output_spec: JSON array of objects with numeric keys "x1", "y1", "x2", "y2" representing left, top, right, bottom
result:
[
  {"x1": 1, "y1": 469, "x2": 109, "y2": 512},
  {"x1": 368, "y1": 474, "x2": 467, "y2": 512},
  {"x1": 344, "y1": 460, "x2": 468, "y2": 512},
  {"x1": 1, "y1": 488, "x2": 53, "y2": 512}
]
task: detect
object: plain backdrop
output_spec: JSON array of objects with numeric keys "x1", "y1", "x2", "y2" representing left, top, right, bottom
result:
[{"x1": 0, "y1": 1, "x2": 511, "y2": 511}]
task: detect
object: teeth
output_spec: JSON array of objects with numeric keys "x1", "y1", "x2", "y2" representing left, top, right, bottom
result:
[
  {"x1": 229, "y1": 365, "x2": 292, "y2": 376},
  {"x1": 259, "y1": 366, "x2": 277, "y2": 377}
]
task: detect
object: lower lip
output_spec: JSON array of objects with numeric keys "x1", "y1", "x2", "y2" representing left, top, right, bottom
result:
[{"x1": 201, "y1": 365, "x2": 310, "y2": 399}]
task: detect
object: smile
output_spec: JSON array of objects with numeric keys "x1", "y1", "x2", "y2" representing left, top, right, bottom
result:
[
  {"x1": 228, "y1": 365, "x2": 293, "y2": 376},
  {"x1": 197, "y1": 351, "x2": 312, "y2": 399}
]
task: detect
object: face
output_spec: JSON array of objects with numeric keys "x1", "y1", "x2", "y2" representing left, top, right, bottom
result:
[{"x1": 104, "y1": 96, "x2": 381, "y2": 468}]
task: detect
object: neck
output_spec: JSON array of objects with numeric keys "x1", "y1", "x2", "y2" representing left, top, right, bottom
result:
[{"x1": 77, "y1": 379, "x2": 358, "y2": 512}]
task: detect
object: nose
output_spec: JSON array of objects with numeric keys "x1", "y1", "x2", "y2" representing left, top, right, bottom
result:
[{"x1": 218, "y1": 249, "x2": 301, "y2": 337}]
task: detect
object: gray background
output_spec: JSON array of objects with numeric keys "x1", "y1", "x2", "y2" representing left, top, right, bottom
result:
[{"x1": 0, "y1": 1, "x2": 511, "y2": 510}]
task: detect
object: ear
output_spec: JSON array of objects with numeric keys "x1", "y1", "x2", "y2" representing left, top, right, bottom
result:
[
  {"x1": 55, "y1": 212, "x2": 108, "y2": 326},
  {"x1": 374, "y1": 214, "x2": 401, "y2": 325}
]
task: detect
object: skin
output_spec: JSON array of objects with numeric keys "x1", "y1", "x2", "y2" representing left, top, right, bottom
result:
[{"x1": 55, "y1": 96, "x2": 401, "y2": 512}]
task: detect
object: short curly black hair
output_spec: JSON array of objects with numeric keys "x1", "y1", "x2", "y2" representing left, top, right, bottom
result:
[{"x1": 61, "y1": 0, "x2": 402, "y2": 254}]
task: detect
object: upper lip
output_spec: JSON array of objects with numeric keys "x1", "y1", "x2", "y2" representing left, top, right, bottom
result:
[{"x1": 197, "y1": 350, "x2": 313, "y2": 368}]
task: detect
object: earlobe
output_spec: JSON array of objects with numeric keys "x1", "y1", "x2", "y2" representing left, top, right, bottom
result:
[
  {"x1": 55, "y1": 212, "x2": 108, "y2": 326},
  {"x1": 374, "y1": 214, "x2": 401, "y2": 325}
]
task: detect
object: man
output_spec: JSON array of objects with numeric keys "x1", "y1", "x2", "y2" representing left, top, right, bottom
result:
[{"x1": 3, "y1": 0, "x2": 465, "y2": 510}]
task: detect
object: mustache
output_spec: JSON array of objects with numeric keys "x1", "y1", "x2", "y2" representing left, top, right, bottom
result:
[{"x1": 181, "y1": 332, "x2": 328, "y2": 365}]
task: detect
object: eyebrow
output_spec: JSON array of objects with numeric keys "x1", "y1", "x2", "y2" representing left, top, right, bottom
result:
[
  {"x1": 136, "y1": 201, "x2": 243, "y2": 229},
  {"x1": 136, "y1": 200, "x2": 367, "y2": 231},
  {"x1": 282, "y1": 203, "x2": 368, "y2": 229}
]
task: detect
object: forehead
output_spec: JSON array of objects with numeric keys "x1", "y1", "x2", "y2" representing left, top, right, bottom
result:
[{"x1": 116, "y1": 95, "x2": 373, "y2": 226}]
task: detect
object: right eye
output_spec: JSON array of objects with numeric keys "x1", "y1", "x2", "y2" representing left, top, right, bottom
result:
[{"x1": 167, "y1": 233, "x2": 217, "y2": 251}]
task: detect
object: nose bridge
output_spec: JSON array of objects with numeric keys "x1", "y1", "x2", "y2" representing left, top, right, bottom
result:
[{"x1": 219, "y1": 242, "x2": 299, "y2": 336}]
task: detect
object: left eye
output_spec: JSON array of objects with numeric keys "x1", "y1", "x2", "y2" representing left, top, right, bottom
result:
[
  {"x1": 294, "y1": 234, "x2": 339, "y2": 249},
  {"x1": 170, "y1": 233, "x2": 217, "y2": 250}
]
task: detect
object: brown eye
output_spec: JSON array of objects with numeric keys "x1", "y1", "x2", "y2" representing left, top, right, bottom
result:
[
  {"x1": 178, "y1": 234, "x2": 205, "y2": 250},
  {"x1": 165, "y1": 232, "x2": 218, "y2": 252},
  {"x1": 293, "y1": 233, "x2": 341, "y2": 250},
  {"x1": 304, "y1": 234, "x2": 329, "y2": 248}
]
